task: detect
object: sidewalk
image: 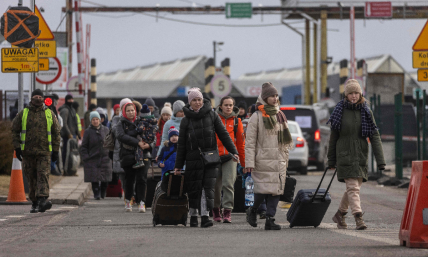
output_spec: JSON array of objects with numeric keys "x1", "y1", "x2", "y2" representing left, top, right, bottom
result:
[{"x1": 49, "y1": 167, "x2": 91, "y2": 205}]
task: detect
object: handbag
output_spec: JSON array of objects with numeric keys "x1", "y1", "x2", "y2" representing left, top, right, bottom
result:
[
  {"x1": 189, "y1": 116, "x2": 221, "y2": 166},
  {"x1": 280, "y1": 173, "x2": 297, "y2": 203},
  {"x1": 103, "y1": 128, "x2": 115, "y2": 151}
]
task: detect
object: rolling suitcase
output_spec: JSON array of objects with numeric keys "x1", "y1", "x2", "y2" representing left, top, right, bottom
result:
[
  {"x1": 287, "y1": 167, "x2": 337, "y2": 228},
  {"x1": 106, "y1": 179, "x2": 122, "y2": 198},
  {"x1": 152, "y1": 172, "x2": 188, "y2": 227}
]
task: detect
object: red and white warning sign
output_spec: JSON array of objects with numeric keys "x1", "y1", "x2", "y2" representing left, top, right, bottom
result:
[{"x1": 36, "y1": 57, "x2": 62, "y2": 84}]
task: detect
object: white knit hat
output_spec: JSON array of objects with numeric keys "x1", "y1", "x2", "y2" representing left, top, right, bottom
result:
[
  {"x1": 120, "y1": 98, "x2": 132, "y2": 111},
  {"x1": 161, "y1": 102, "x2": 173, "y2": 116}
]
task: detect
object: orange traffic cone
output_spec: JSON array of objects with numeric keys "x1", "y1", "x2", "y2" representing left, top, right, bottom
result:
[{"x1": 6, "y1": 151, "x2": 27, "y2": 203}]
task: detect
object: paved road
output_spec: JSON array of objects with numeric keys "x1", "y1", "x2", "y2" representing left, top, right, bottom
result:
[{"x1": 1, "y1": 170, "x2": 427, "y2": 257}]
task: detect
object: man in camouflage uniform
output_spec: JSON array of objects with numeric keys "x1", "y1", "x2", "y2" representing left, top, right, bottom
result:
[{"x1": 12, "y1": 89, "x2": 61, "y2": 213}]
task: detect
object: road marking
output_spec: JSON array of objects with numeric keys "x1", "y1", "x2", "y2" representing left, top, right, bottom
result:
[
  {"x1": 46, "y1": 209, "x2": 61, "y2": 212},
  {"x1": 103, "y1": 220, "x2": 112, "y2": 222},
  {"x1": 0, "y1": 219, "x2": 7, "y2": 221},
  {"x1": 58, "y1": 206, "x2": 78, "y2": 209},
  {"x1": 5, "y1": 215, "x2": 24, "y2": 218},
  {"x1": 320, "y1": 223, "x2": 398, "y2": 245}
]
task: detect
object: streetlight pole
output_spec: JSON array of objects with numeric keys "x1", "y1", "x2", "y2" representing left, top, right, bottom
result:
[{"x1": 213, "y1": 41, "x2": 224, "y2": 67}]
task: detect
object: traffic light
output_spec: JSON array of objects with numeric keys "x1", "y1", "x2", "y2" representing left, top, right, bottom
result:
[{"x1": 44, "y1": 95, "x2": 53, "y2": 107}]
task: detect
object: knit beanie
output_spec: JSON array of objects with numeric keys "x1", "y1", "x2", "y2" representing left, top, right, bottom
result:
[
  {"x1": 261, "y1": 82, "x2": 278, "y2": 100},
  {"x1": 89, "y1": 103, "x2": 97, "y2": 111},
  {"x1": 89, "y1": 111, "x2": 101, "y2": 121},
  {"x1": 113, "y1": 104, "x2": 120, "y2": 113},
  {"x1": 188, "y1": 87, "x2": 203, "y2": 104},
  {"x1": 31, "y1": 89, "x2": 43, "y2": 98},
  {"x1": 344, "y1": 79, "x2": 362, "y2": 96},
  {"x1": 120, "y1": 98, "x2": 132, "y2": 111},
  {"x1": 173, "y1": 100, "x2": 185, "y2": 115},
  {"x1": 238, "y1": 101, "x2": 247, "y2": 110},
  {"x1": 161, "y1": 103, "x2": 173, "y2": 116},
  {"x1": 72, "y1": 101, "x2": 79, "y2": 111},
  {"x1": 96, "y1": 107, "x2": 106, "y2": 119},
  {"x1": 168, "y1": 126, "x2": 179, "y2": 139},
  {"x1": 65, "y1": 94, "x2": 73, "y2": 102},
  {"x1": 140, "y1": 104, "x2": 151, "y2": 117},
  {"x1": 144, "y1": 97, "x2": 156, "y2": 107}
]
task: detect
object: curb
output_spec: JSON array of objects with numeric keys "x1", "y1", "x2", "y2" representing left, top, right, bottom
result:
[
  {"x1": 0, "y1": 196, "x2": 32, "y2": 205},
  {"x1": 50, "y1": 180, "x2": 92, "y2": 206}
]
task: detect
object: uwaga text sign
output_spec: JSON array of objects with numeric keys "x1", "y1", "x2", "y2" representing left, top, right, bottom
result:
[{"x1": 1, "y1": 48, "x2": 39, "y2": 73}]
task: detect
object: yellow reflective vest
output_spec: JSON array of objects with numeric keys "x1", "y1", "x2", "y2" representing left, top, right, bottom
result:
[
  {"x1": 76, "y1": 113, "x2": 82, "y2": 133},
  {"x1": 21, "y1": 108, "x2": 53, "y2": 151}
]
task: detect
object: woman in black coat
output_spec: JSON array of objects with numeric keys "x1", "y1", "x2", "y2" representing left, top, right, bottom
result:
[
  {"x1": 80, "y1": 111, "x2": 112, "y2": 200},
  {"x1": 115, "y1": 103, "x2": 154, "y2": 213},
  {"x1": 174, "y1": 88, "x2": 239, "y2": 228}
]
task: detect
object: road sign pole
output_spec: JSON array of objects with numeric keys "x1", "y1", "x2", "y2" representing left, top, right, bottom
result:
[
  {"x1": 417, "y1": 91, "x2": 421, "y2": 160},
  {"x1": 394, "y1": 93, "x2": 403, "y2": 179},
  {"x1": 423, "y1": 90, "x2": 426, "y2": 160},
  {"x1": 30, "y1": 0, "x2": 35, "y2": 104},
  {"x1": 17, "y1": 0, "x2": 24, "y2": 112}
]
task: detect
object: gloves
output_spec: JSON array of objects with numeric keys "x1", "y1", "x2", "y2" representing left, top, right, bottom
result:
[
  {"x1": 108, "y1": 151, "x2": 113, "y2": 160},
  {"x1": 378, "y1": 164, "x2": 385, "y2": 171},
  {"x1": 51, "y1": 151, "x2": 59, "y2": 163},
  {"x1": 15, "y1": 148, "x2": 23, "y2": 162},
  {"x1": 328, "y1": 165, "x2": 336, "y2": 170}
]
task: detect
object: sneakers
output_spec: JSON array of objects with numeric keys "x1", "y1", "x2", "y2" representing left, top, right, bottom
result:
[
  {"x1": 200, "y1": 216, "x2": 213, "y2": 228},
  {"x1": 139, "y1": 201, "x2": 146, "y2": 213},
  {"x1": 212, "y1": 207, "x2": 222, "y2": 222},
  {"x1": 190, "y1": 216, "x2": 198, "y2": 227},
  {"x1": 223, "y1": 209, "x2": 232, "y2": 223},
  {"x1": 125, "y1": 200, "x2": 132, "y2": 212},
  {"x1": 354, "y1": 212, "x2": 367, "y2": 230},
  {"x1": 246, "y1": 207, "x2": 258, "y2": 227},
  {"x1": 332, "y1": 210, "x2": 348, "y2": 229},
  {"x1": 130, "y1": 196, "x2": 136, "y2": 206},
  {"x1": 37, "y1": 197, "x2": 52, "y2": 213},
  {"x1": 30, "y1": 201, "x2": 38, "y2": 214},
  {"x1": 133, "y1": 162, "x2": 145, "y2": 169},
  {"x1": 265, "y1": 217, "x2": 281, "y2": 230}
]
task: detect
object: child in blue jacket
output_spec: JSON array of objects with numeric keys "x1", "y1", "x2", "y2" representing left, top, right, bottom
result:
[{"x1": 158, "y1": 126, "x2": 179, "y2": 180}]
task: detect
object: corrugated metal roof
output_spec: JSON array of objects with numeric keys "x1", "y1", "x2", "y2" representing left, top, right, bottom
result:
[{"x1": 97, "y1": 55, "x2": 205, "y2": 98}]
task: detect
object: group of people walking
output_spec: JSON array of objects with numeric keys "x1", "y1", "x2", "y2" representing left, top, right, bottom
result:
[{"x1": 11, "y1": 78, "x2": 384, "y2": 231}]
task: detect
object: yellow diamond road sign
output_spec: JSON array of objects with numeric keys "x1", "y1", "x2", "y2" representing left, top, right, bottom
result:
[
  {"x1": 413, "y1": 51, "x2": 428, "y2": 68},
  {"x1": 35, "y1": 40, "x2": 56, "y2": 58},
  {"x1": 1, "y1": 48, "x2": 39, "y2": 73}
]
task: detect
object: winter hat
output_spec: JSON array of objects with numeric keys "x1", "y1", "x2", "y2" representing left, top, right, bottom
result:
[
  {"x1": 72, "y1": 101, "x2": 79, "y2": 111},
  {"x1": 96, "y1": 107, "x2": 106, "y2": 120},
  {"x1": 188, "y1": 87, "x2": 203, "y2": 104},
  {"x1": 344, "y1": 79, "x2": 362, "y2": 96},
  {"x1": 88, "y1": 103, "x2": 97, "y2": 111},
  {"x1": 113, "y1": 104, "x2": 120, "y2": 113},
  {"x1": 144, "y1": 97, "x2": 156, "y2": 107},
  {"x1": 140, "y1": 104, "x2": 151, "y2": 117},
  {"x1": 65, "y1": 94, "x2": 73, "y2": 102},
  {"x1": 238, "y1": 101, "x2": 247, "y2": 110},
  {"x1": 31, "y1": 89, "x2": 43, "y2": 98},
  {"x1": 132, "y1": 100, "x2": 142, "y2": 114},
  {"x1": 168, "y1": 126, "x2": 179, "y2": 139},
  {"x1": 261, "y1": 82, "x2": 278, "y2": 101},
  {"x1": 161, "y1": 103, "x2": 173, "y2": 116},
  {"x1": 173, "y1": 100, "x2": 185, "y2": 115},
  {"x1": 89, "y1": 111, "x2": 101, "y2": 121},
  {"x1": 120, "y1": 98, "x2": 132, "y2": 111}
]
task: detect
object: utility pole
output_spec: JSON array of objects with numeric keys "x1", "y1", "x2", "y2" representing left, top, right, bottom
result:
[
  {"x1": 321, "y1": 10, "x2": 328, "y2": 96},
  {"x1": 213, "y1": 41, "x2": 223, "y2": 67},
  {"x1": 313, "y1": 22, "x2": 318, "y2": 103},
  {"x1": 305, "y1": 20, "x2": 311, "y2": 105},
  {"x1": 17, "y1": 0, "x2": 24, "y2": 112},
  {"x1": 66, "y1": 0, "x2": 73, "y2": 79}
]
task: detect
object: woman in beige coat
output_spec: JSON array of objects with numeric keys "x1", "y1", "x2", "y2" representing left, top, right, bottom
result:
[{"x1": 244, "y1": 82, "x2": 293, "y2": 230}]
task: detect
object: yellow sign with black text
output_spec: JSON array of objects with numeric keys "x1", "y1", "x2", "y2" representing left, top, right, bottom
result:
[
  {"x1": 35, "y1": 41, "x2": 56, "y2": 58},
  {"x1": 418, "y1": 69, "x2": 428, "y2": 82},
  {"x1": 39, "y1": 58, "x2": 49, "y2": 71},
  {"x1": 1, "y1": 48, "x2": 39, "y2": 73},
  {"x1": 412, "y1": 51, "x2": 428, "y2": 68}
]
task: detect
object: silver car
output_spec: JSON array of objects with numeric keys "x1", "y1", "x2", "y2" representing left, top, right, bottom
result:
[{"x1": 287, "y1": 120, "x2": 309, "y2": 175}]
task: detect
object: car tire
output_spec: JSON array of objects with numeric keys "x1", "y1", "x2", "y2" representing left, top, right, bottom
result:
[{"x1": 298, "y1": 166, "x2": 308, "y2": 175}]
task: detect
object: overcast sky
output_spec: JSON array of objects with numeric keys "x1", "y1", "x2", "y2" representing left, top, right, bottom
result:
[{"x1": 1, "y1": 0, "x2": 426, "y2": 80}]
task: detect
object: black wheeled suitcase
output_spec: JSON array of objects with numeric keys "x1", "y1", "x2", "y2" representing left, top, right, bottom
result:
[
  {"x1": 152, "y1": 172, "x2": 188, "y2": 227},
  {"x1": 287, "y1": 168, "x2": 337, "y2": 228}
]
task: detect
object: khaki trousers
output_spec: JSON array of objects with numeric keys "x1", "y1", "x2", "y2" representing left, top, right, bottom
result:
[
  {"x1": 214, "y1": 159, "x2": 237, "y2": 210},
  {"x1": 339, "y1": 178, "x2": 363, "y2": 215}
]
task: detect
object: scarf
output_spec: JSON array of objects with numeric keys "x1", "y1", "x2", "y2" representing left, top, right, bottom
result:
[
  {"x1": 255, "y1": 95, "x2": 293, "y2": 151},
  {"x1": 122, "y1": 103, "x2": 136, "y2": 123},
  {"x1": 327, "y1": 99, "x2": 378, "y2": 138}
]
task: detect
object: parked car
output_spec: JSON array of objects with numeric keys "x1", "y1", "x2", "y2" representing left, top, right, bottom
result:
[
  {"x1": 280, "y1": 104, "x2": 331, "y2": 171},
  {"x1": 287, "y1": 120, "x2": 309, "y2": 174}
]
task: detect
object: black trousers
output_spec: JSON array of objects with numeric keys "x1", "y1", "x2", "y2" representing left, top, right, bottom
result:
[
  {"x1": 254, "y1": 194, "x2": 280, "y2": 217},
  {"x1": 61, "y1": 136, "x2": 69, "y2": 166},
  {"x1": 123, "y1": 159, "x2": 150, "y2": 202}
]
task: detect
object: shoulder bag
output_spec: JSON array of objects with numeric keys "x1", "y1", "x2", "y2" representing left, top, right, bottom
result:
[{"x1": 189, "y1": 116, "x2": 221, "y2": 166}]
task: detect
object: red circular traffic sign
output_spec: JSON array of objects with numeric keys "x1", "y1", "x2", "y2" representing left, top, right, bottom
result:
[{"x1": 36, "y1": 57, "x2": 62, "y2": 84}]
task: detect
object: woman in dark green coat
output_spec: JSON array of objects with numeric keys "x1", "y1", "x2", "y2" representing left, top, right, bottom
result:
[{"x1": 327, "y1": 79, "x2": 385, "y2": 231}]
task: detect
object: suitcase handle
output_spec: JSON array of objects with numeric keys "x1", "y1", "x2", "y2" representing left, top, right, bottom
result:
[{"x1": 311, "y1": 167, "x2": 337, "y2": 202}]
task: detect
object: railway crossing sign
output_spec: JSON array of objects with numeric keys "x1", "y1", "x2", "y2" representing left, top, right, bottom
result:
[{"x1": 1, "y1": 48, "x2": 39, "y2": 73}]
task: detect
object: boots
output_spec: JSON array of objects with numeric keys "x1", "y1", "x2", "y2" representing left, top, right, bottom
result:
[
  {"x1": 92, "y1": 183, "x2": 100, "y2": 200},
  {"x1": 100, "y1": 183, "x2": 107, "y2": 199},
  {"x1": 190, "y1": 216, "x2": 198, "y2": 227},
  {"x1": 223, "y1": 209, "x2": 232, "y2": 223},
  {"x1": 354, "y1": 212, "x2": 367, "y2": 230},
  {"x1": 332, "y1": 210, "x2": 348, "y2": 229},
  {"x1": 246, "y1": 207, "x2": 258, "y2": 227},
  {"x1": 212, "y1": 207, "x2": 222, "y2": 222},
  {"x1": 37, "y1": 197, "x2": 52, "y2": 213},
  {"x1": 265, "y1": 217, "x2": 281, "y2": 230},
  {"x1": 200, "y1": 216, "x2": 213, "y2": 228},
  {"x1": 30, "y1": 201, "x2": 38, "y2": 213}
]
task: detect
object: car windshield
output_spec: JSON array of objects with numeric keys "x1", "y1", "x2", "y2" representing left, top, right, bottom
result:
[{"x1": 288, "y1": 123, "x2": 298, "y2": 134}]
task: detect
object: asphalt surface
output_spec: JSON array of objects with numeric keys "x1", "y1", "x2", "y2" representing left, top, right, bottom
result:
[{"x1": 1, "y1": 170, "x2": 427, "y2": 257}]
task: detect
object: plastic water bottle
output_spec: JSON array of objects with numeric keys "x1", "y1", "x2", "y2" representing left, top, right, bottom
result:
[{"x1": 245, "y1": 173, "x2": 254, "y2": 207}]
